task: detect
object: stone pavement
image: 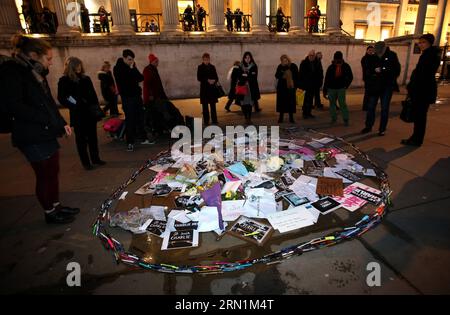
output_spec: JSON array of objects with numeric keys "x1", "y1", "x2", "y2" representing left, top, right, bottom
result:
[{"x1": 0, "y1": 86, "x2": 449, "y2": 295}]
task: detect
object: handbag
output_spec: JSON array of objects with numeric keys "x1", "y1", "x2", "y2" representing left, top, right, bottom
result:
[
  {"x1": 214, "y1": 82, "x2": 226, "y2": 98},
  {"x1": 400, "y1": 96, "x2": 414, "y2": 123},
  {"x1": 235, "y1": 84, "x2": 248, "y2": 96}
]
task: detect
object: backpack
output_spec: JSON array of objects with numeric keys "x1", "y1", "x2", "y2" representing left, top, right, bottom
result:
[{"x1": 0, "y1": 55, "x2": 16, "y2": 134}]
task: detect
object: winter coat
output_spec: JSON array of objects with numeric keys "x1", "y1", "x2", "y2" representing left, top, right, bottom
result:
[
  {"x1": 113, "y1": 58, "x2": 144, "y2": 97},
  {"x1": 143, "y1": 64, "x2": 168, "y2": 104},
  {"x1": 235, "y1": 62, "x2": 261, "y2": 105},
  {"x1": 98, "y1": 70, "x2": 116, "y2": 103},
  {"x1": 197, "y1": 63, "x2": 219, "y2": 104},
  {"x1": 227, "y1": 66, "x2": 240, "y2": 100},
  {"x1": 361, "y1": 53, "x2": 383, "y2": 95},
  {"x1": 0, "y1": 55, "x2": 66, "y2": 146},
  {"x1": 323, "y1": 61, "x2": 353, "y2": 95},
  {"x1": 377, "y1": 47, "x2": 401, "y2": 91},
  {"x1": 298, "y1": 58, "x2": 323, "y2": 91},
  {"x1": 407, "y1": 46, "x2": 441, "y2": 105},
  {"x1": 57, "y1": 75, "x2": 99, "y2": 127},
  {"x1": 275, "y1": 63, "x2": 299, "y2": 113}
]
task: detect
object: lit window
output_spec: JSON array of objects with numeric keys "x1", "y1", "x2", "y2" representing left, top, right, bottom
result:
[
  {"x1": 355, "y1": 26, "x2": 365, "y2": 39},
  {"x1": 381, "y1": 27, "x2": 391, "y2": 41}
]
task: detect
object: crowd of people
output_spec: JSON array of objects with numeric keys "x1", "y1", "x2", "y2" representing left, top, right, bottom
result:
[{"x1": 0, "y1": 33, "x2": 440, "y2": 225}]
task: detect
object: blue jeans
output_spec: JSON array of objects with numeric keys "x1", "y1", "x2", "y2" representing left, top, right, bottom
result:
[{"x1": 365, "y1": 87, "x2": 393, "y2": 132}]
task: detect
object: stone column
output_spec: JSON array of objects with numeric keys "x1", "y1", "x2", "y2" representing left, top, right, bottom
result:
[
  {"x1": 326, "y1": 0, "x2": 341, "y2": 34},
  {"x1": 252, "y1": 0, "x2": 268, "y2": 33},
  {"x1": 433, "y1": 0, "x2": 448, "y2": 45},
  {"x1": 161, "y1": 0, "x2": 182, "y2": 33},
  {"x1": 0, "y1": 0, "x2": 22, "y2": 34},
  {"x1": 54, "y1": 0, "x2": 81, "y2": 36},
  {"x1": 110, "y1": 0, "x2": 134, "y2": 35},
  {"x1": 208, "y1": 0, "x2": 226, "y2": 33},
  {"x1": 414, "y1": 0, "x2": 428, "y2": 35},
  {"x1": 290, "y1": 0, "x2": 307, "y2": 34},
  {"x1": 394, "y1": 0, "x2": 409, "y2": 37}
]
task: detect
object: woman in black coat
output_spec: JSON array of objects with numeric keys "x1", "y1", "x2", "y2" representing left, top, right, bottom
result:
[
  {"x1": 197, "y1": 53, "x2": 219, "y2": 125},
  {"x1": 275, "y1": 55, "x2": 298, "y2": 123},
  {"x1": 58, "y1": 57, "x2": 105, "y2": 170},
  {"x1": 0, "y1": 35, "x2": 77, "y2": 224},
  {"x1": 98, "y1": 61, "x2": 119, "y2": 116},
  {"x1": 225, "y1": 61, "x2": 240, "y2": 112},
  {"x1": 235, "y1": 51, "x2": 262, "y2": 124},
  {"x1": 402, "y1": 34, "x2": 441, "y2": 147}
]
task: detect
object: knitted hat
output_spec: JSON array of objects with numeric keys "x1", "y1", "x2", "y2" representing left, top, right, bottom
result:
[{"x1": 148, "y1": 53, "x2": 158, "y2": 64}]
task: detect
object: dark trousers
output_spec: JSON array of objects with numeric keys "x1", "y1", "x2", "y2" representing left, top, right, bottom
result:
[
  {"x1": 122, "y1": 95, "x2": 147, "y2": 144},
  {"x1": 279, "y1": 112, "x2": 294, "y2": 122},
  {"x1": 411, "y1": 102, "x2": 430, "y2": 144},
  {"x1": 30, "y1": 151, "x2": 59, "y2": 211},
  {"x1": 254, "y1": 100, "x2": 261, "y2": 112},
  {"x1": 242, "y1": 104, "x2": 252, "y2": 120},
  {"x1": 74, "y1": 120, "x2": 100, "y2": 166},
  {"x1": 314, "y1": 86, "x2": 323, "y2": 108},
  {"x1": 362, "y1": 87, "x2": 370, "y2": 111},
  {"x1": 202, "y1": 102, "x2": 218, "y2": 125},
  {"x1": 104, "y1": 95, "x2": 119, "y2": 115},
  {"x1": 303, "y1": 89, "x2": 314, "y2": 116},
  {"x1": 365, "y1": 87, "x2": 393, "y2": 132}
]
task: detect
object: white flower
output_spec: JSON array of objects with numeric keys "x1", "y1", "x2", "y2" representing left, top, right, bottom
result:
[{"x1": 265, "y1": 156, "x2": 284, "y2": 172}]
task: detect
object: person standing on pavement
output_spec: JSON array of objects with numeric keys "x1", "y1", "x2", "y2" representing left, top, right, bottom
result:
[
  {"x1": 402, "y1": 34, "x2": 441, "y2": 147},
  {"x1": 98, "y1": 61, "x2": 119, "y2": 117},
  {"x1": 361, "y1": 41, "x2": 401, "y2": 136},
  {"x1": 235, "y1": 51, "x2": 261, "y2": 124},
  {"x1": 314, "y1": 51, "x2": 325, "y2": 109},
  {"x1": 275, "y1": 55, "x2": 298, "y2": 123},
  {"x1": 323, "y1": 51, "x2": 353, "y2": 126},
  {"x1": 299, "y1": 50, "x2": 320, "y2": 119},
  {"x1": 197, "y1": 53, "x2": 219, "y2": 125},
  {"x1": 113, "y1": 49, "x2": 153, "y2": 152},
  {"x1": 225, "y1": 60, "x2": 241, "y2": 112},
  {"x1": 361, "y1": 45, "x2": 376, "y2": 111},
  {"x1": 58, "y1": 57, "x2": 106, "y2": 171},
  {"x1": 0, "y1": 35, "x2": 78, "y2": 224}
]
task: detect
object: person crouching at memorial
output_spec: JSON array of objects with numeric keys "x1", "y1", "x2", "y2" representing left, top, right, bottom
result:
[
  {"x1": 275, "y1": 54, "x2": 298, "y2": 123},
  {"x1": 235, "y1": 51, "x2": 262, "y2": 123},
  {"x1": 98, "y1": 61, "x2": 119, "y2": 117},
  {"x1": 323, "y1": 51, "x2": 353, "y2": 126},
  {"x1": 197, "y1": 53, "x2": 219, "y2": 126},
  {"x1": 58, "y1": 57, "x2": 106, "y2": 171},
  {"x1": 225, "y1": 60, "x2": 241, "y2": 112},
  {"x1": 401, "y1": 34, "x2": 441, "y2": 147},
  {"x1": 114, "y1": 49, "x2": 152, "y2": 152},
  {"x1": 361, "y1": 41, "x2": 401, "y2": 136},
  {"x1": 0, "y1": 35, "x2": 78, "y2": 224}
]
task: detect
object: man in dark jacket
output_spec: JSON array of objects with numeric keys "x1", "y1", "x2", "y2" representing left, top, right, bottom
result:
[
  {"x1": 314, "y1": 52, "x2": 324, "y2": 109},
  {"x1": 323, "y1": 51, "x2": 353, "y2": 125},
  {"x1": 299, "y1": 50, "x2": 321, "y2": 118},
  {"x1": 361, "y1": 41, "x2": 401, "y2": 136},
  {"x1": 402, "y1": 34, "x2": 441, "y2": 146},
  {"x1": 361, "y1": 45, "x2": 375, "y2": 111},
  {"x1": 113, "y1": 49, "x2": 152, "y2": 152}
]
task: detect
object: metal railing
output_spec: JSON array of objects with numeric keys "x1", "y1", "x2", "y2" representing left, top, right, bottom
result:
[
  {"x1": 179, "y1": 13, "x2": 208, "y2": 32},
  {"x1": 83, "y1": 13, "x2": 113, "y2": 33},
  {"x1": 225, "y1": 14, "x2": 252, "y2": 32},
  {"x1": 131, "y1": 13, "x2": 162, "y2": 33},
  {"x1": 304, "y1": 16, "x2": 326, "y2": 33},
  {"x1": 267, "y1": 15, "x2": 291, "y2": 33},
  {"x1": 19, "y1": 11, "x2": 57, "y2": 34}
]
